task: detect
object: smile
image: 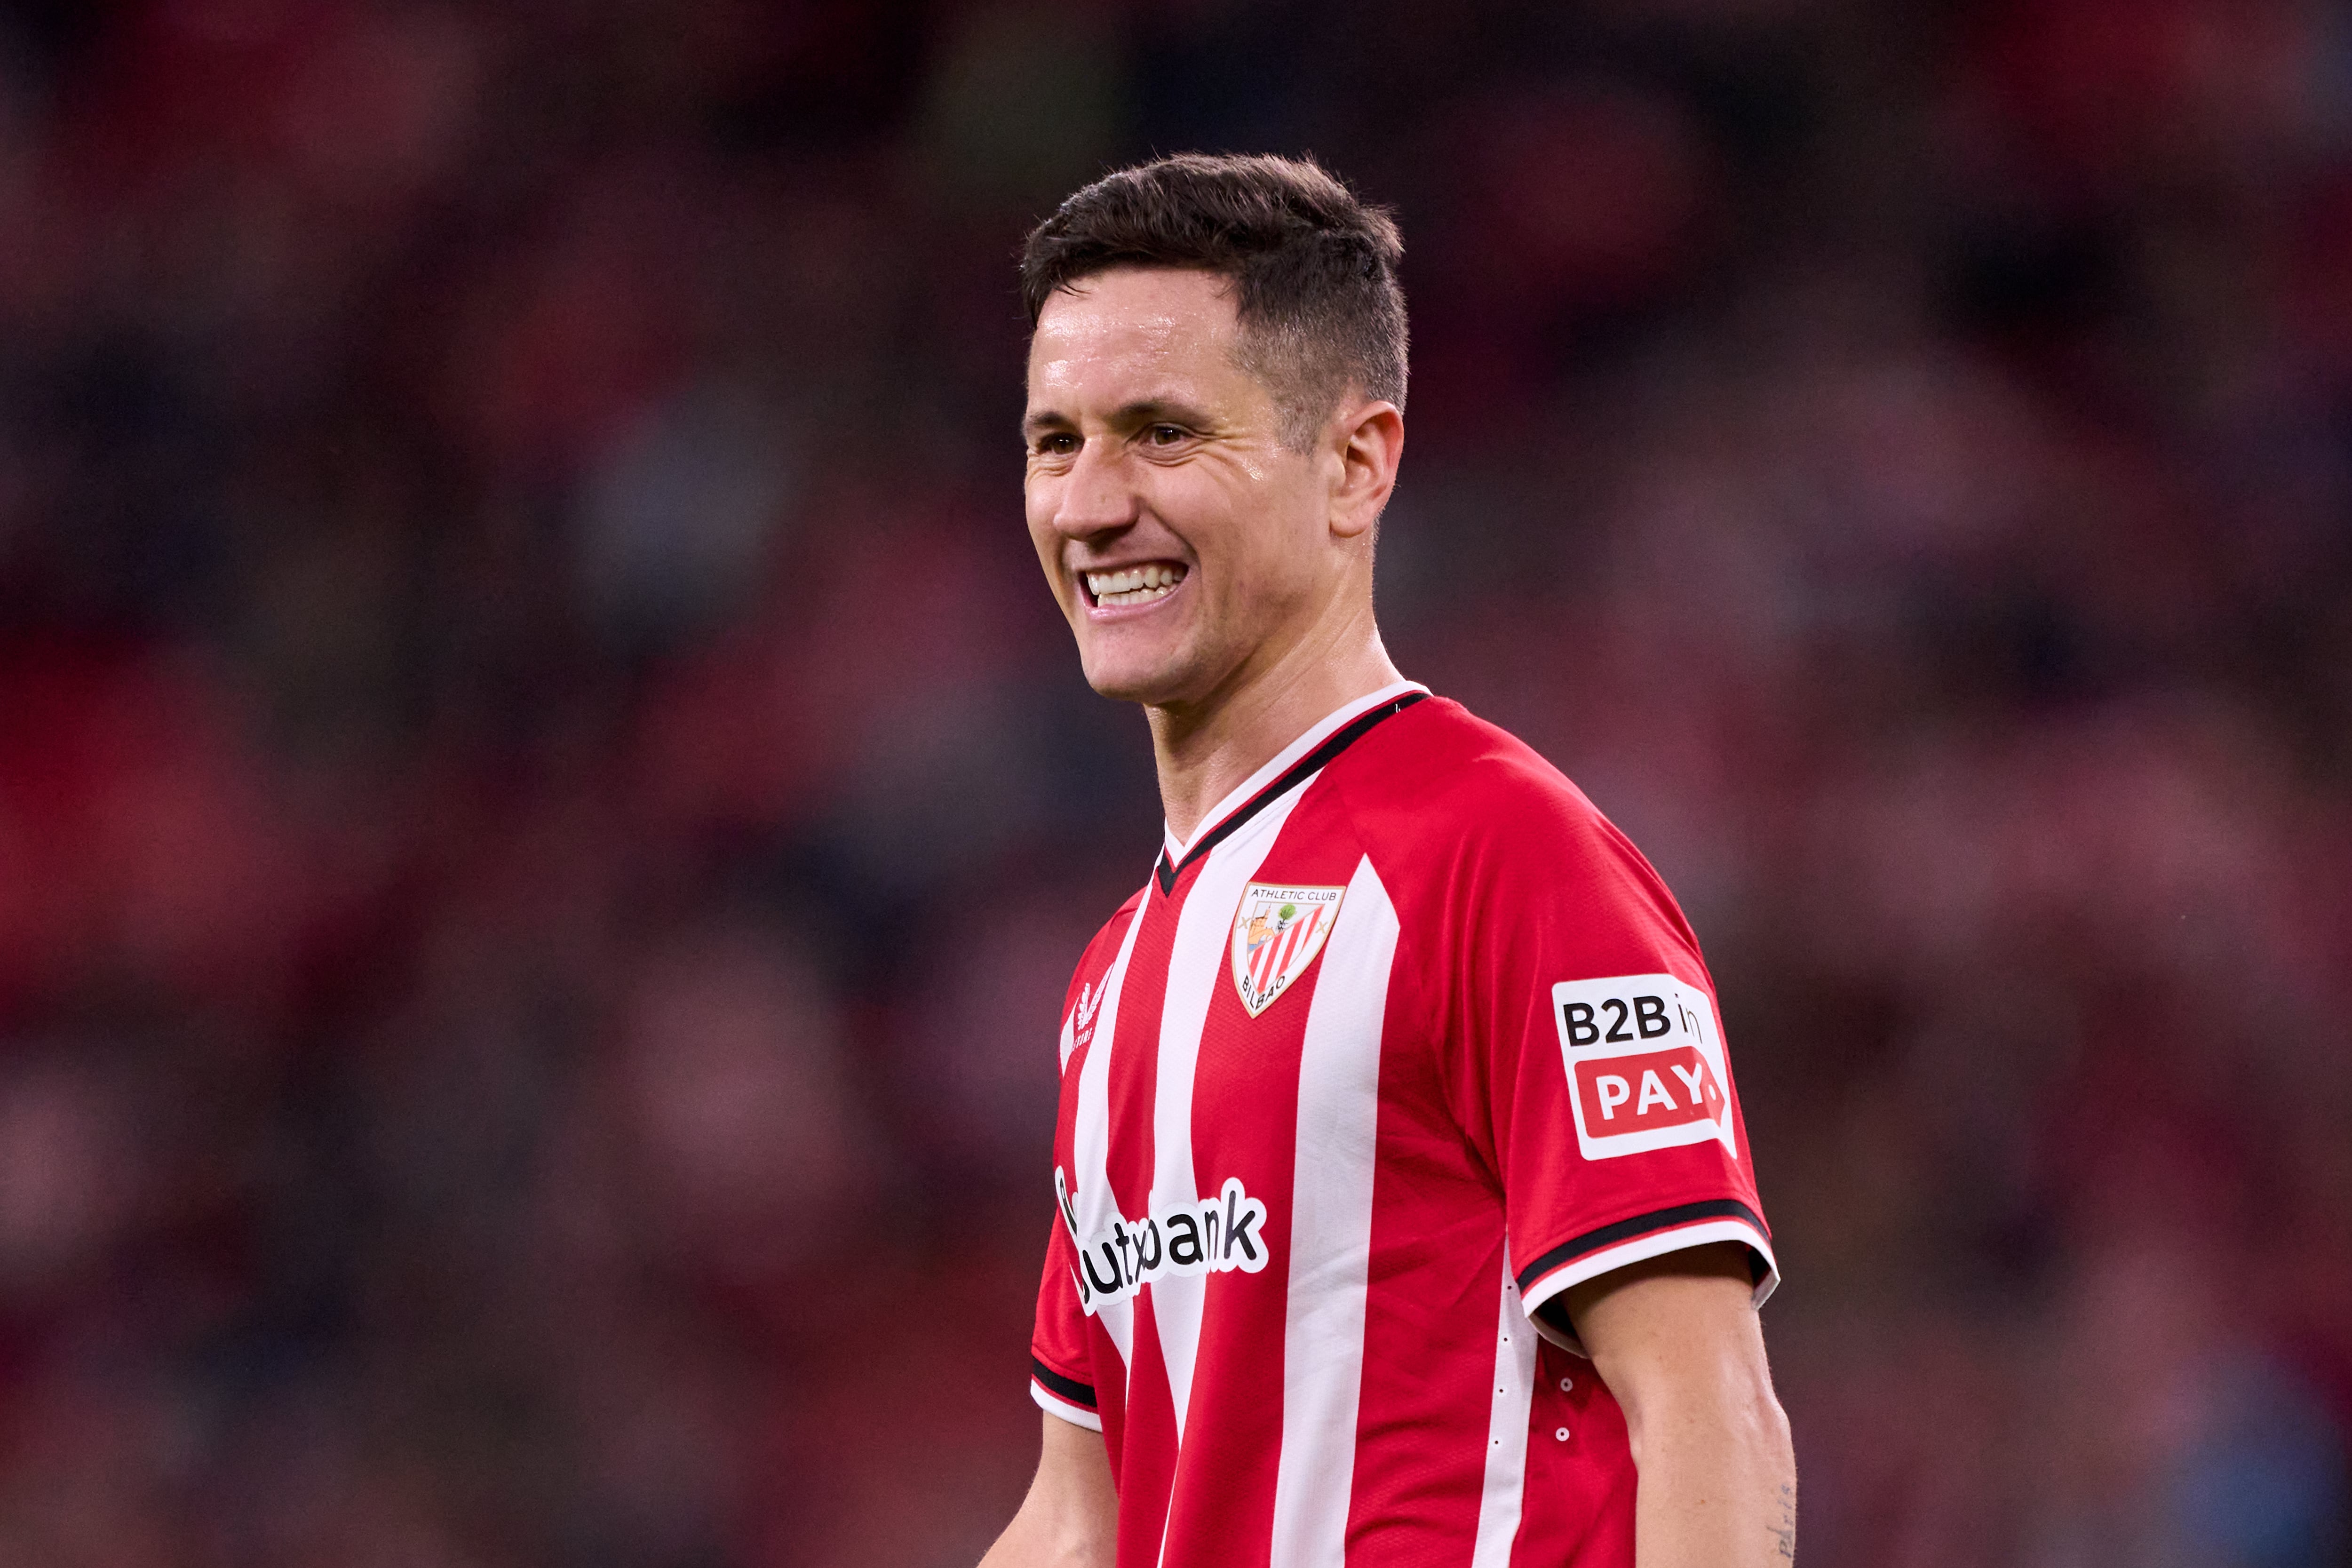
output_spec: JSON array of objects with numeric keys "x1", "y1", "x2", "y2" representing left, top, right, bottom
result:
[{"x1": 1084, "y1": 561, "x2": 1188, "y2": 608}]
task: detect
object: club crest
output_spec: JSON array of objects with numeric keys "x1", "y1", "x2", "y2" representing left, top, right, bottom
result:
[{"x1": 1229, "y1": 883, "x2": 1346, "y2": 1017}]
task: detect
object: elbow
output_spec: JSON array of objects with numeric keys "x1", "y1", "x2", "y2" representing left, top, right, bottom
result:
[
  {"x1": 1725, "y1": 1365, "x2": 1792, "y2": 1470},
  {"x1": 1749, "y1": 1376, "x2": 1794, "y2": 1468}
]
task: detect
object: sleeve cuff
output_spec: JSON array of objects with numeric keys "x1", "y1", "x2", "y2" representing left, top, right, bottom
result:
[
  {"x1": 1029, "y1": 1357, "x2": 1102, "y2": 1432},
  {"x1": 1516, "y1": 1199, "x2": 1780, "y2": 1355}
]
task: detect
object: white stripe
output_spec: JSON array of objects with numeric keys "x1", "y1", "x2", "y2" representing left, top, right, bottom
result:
[
  {"x1": 1032, "y1": 1381, "x2": 1104, "y2": 1432},
  {"x1": 1057, "y1": 1003, "x2": 1077, "y2": 1074},
  {"x1": 1161, "y1": 681, "x2": 1428, "y2": 864},
  {"x1": 1072, "y1": 906, "x2": 1149, "y2": 1373},
  {"x1": 1151, "y1": 785, "x2": 1315, "y2": 1444},
  {"x1": 1519, "y1": 1218, "x2": 1780, "y2": 1354},
  {"x1": 1268, "y1": 855, "x2": 1399, "y2": 1568},
  {"x1": 1471, "y1": 1251, "x2": 1537, "y2": 1568}
]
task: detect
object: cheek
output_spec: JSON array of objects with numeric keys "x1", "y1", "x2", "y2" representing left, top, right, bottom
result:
[
  {"x1": 1151, "y1": 465, "x2": 1255, "y2": 563},
  {"x1": 1024, "y1": 500, "x2": 1074, "y2": 605},
  {"x1": 1022, "y1": 480, "x2": 1058, "y2": 549},
  {"x1": 1215, "y1": 478, "x2": 1316, "y2": 581}
]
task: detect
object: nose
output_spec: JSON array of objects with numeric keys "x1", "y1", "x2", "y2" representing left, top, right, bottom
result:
[{"x1": 1049, "y1": 435, "x2": 1139, "y2": 541}]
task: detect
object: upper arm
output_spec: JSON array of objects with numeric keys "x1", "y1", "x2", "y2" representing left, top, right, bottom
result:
[{"x1": 1563, "y1": 1242, "x2": 1783, "y2": 1452}]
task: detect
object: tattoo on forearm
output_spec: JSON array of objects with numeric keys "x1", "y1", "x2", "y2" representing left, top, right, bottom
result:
[{"x1": 1769, "y1": 1481, "x2": 1796, "y2": 1560}]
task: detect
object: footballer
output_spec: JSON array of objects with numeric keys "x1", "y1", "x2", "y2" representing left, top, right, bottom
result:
[{"x1": 980, "y1": 154, "x2": 1795, "y2": 1568}]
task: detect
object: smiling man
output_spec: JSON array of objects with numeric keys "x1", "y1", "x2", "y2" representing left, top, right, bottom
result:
[{"x1": 981, "y1": 155, "x2": 1795, "y2": 1568}]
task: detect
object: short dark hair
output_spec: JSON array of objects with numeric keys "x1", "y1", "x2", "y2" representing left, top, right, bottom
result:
[{"x1": 1020, "y1": 153, "x2": 1406, "y2": 450}]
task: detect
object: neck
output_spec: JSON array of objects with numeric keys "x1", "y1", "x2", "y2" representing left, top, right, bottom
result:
[{"x1": 1147, "y1": 597, "x2": 1405, "y2": 846}]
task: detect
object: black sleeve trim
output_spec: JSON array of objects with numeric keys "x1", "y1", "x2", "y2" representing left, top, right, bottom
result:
[
  {"x1": 1514, "y1": 1198, "x2": 1770, "y2": 1295},
  {"x1": 1031, "y1": 1357, "x2": 1097, "y2": 1409}
]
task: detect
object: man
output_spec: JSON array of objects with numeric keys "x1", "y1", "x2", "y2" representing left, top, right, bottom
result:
[{"x1": 981, "y1": 153, "x2": 1794, "y2": 1568}]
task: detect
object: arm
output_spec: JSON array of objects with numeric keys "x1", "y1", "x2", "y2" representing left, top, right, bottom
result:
[
  {"x1": 977, "y1": 1413, "x2": 1119, "y2": 1568},
  {"x1": 1565, "y1": 1242, "x2": 1796, "y2": 1567}
]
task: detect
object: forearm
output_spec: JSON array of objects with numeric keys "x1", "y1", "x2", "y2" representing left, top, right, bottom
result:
[
  {"x1": 978, "y1": 1504, "x2": 1112, "y2": 1568},
  {"x1": 1627, "y1": 1378, "x2": 1796, "y2": 1567},
  {"x1": 978, "y1": 1415, "x2": 1119, "y2": 1568}
]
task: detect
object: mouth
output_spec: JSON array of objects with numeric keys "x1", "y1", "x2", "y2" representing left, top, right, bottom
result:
[{"x1": 1081, "y1": 560, "x2": 1189, "y2": 610}]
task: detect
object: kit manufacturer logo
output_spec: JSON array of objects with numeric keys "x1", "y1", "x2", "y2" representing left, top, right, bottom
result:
[{"x1": 1071, "y1": 979, "x2": 1105, "y2": 1051}]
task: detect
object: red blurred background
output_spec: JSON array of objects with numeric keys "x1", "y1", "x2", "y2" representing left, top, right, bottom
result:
[{"x1": 0, "y1": 1, "x2": 2346, "y2": 1563}]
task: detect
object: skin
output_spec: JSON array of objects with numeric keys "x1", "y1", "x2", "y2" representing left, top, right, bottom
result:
[
  {"x1": 1566, "y1": 1243, "x2": 1799, "y2": 1567},
  {"x1": 979, "y1": 1414, "x2": 1117, "y2": 1568},
  {"x1": 1020, "y1": 265, "x2": 1403, "y2": 842},
  {"x1": 986, "y1": 265, "x2": 1796, "y2": 1567}
]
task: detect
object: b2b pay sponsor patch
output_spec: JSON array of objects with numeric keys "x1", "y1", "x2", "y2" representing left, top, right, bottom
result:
[{"x1": 1550, "y1": 973, "x2": 1737, "y2": 1161}]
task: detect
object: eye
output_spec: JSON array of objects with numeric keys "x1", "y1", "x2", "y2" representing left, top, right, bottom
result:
[
  {"x1": 1147, "y1": 423, "x2": 1187, "y2": 446},
  {"x1": 1033, "y1": 431, "x2": 1079, "y2": 456}
]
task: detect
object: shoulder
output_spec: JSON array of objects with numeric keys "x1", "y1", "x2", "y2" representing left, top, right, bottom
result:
[
  {"x1": 1331, "y1": 696, "x2": 1703, "y2": 969},
  {"x1": 1335, "y1": 696, "x2": 1630, "y2": 870},
  {"x1": 1348, "y1": 696, "x2": 1593, "y2": 816}
]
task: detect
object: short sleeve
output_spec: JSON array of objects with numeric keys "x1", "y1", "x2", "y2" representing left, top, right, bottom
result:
[
  {"x1": 1030, "y1": 1213, "x2": 1102, "y2": 1430},
  {"x1": 1446, "y1": 788, "x2": 1777, "y2": 1353},
  {"x1": 1026, "y1": 898, "x2": 1142, "y2": 1431}
]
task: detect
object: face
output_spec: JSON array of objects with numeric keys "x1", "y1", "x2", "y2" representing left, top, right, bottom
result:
[{"x1": 1024, "y1": 267, "x2": 1343, "y2": 708}]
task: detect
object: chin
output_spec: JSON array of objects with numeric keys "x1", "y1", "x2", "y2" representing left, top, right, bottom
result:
[
  {"x1": 1079, "y1": 641, "x2": 1210, "y2": 708},
  {"x1": 1081, "y1": 664, "x2": 1182, "y2": 706}
]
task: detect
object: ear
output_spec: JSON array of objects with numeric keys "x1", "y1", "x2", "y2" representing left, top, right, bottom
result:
[{"x1": 1328, "y1": 398, "x2": 1403, "y2": 542}]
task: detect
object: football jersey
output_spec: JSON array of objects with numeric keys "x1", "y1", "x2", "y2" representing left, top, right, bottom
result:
[{"x1": 1028, "y1": 682, "x2": 1777, "y2": 1568}]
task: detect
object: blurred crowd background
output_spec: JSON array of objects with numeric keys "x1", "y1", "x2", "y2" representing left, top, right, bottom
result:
[{"x1": 0, "y1": 0, "x2": 2347, "y2": 1563}]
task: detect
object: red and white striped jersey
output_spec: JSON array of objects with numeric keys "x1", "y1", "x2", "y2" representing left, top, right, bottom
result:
[{"x1": 1029, "y1": 683, "x2": 1778, "y2": 1568}]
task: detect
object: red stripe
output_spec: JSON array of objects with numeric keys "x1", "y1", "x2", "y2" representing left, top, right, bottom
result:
[
  {"x1": 1104, "y1": 888, "x2": 1178, "y2": 1218},
  {"x1": 1114, "y1": 1292, "x2": 1181, "y2": 1565},
  {"x1": 1270, "y1": 912, "x2": 1306, "y2": 986},
  {"x1": 1298, "y1": 903, "x2": 1325, "y2": 956},
  {"x1": 1092, "y1": 866, "x2": 1184, "y2": 1488},
  {"x1": 1274, "y1": 906, "x2": 1321, "y2": 988},
  {"x1": 1251, "y1": 924, "x2": 1279, "y2": 991},
  {"x1": 1259, "y1": 927, "x2": 1285, "y2": 990}
]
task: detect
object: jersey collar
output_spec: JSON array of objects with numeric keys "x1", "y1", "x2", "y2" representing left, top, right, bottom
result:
[{"x1": 1154, "y1": 679, "x2": 1430, "y2": 894}]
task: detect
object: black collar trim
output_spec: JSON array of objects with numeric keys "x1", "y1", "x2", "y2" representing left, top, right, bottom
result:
[{"x1": 1153, "y1": 691, "x2": 1428, "y2": 896}]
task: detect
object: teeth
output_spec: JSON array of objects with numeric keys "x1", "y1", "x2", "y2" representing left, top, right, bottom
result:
[{"x1": 1085, "y1": 563, "x2": 1186, "y2": 606}]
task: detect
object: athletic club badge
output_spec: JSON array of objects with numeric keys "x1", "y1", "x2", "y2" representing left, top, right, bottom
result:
[{"x1": 1230, "y1": 883, "x2": 1346, "y2": 1017}]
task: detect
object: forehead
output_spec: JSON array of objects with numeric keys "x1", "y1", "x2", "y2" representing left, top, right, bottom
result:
[{"x1": 1026, "y1": 267, "x2": 1248, "y2": 405}]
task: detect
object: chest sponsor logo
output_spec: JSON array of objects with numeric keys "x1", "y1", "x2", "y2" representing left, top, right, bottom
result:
[
  {"x1": 1229, "y1": 883, "x2": 1345, "y2": 1017},
  {"x1": 1056, "y1": 1167, "x2": 1270, "y2": 1315},
  {"x1": 1551, "y1": 973, "x2": 1738, "y2": 1161}
]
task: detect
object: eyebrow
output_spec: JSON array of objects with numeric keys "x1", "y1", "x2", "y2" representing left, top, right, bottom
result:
[{"x1": 1021, "y1": 396, "x2": 1216, "y2": 441}]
